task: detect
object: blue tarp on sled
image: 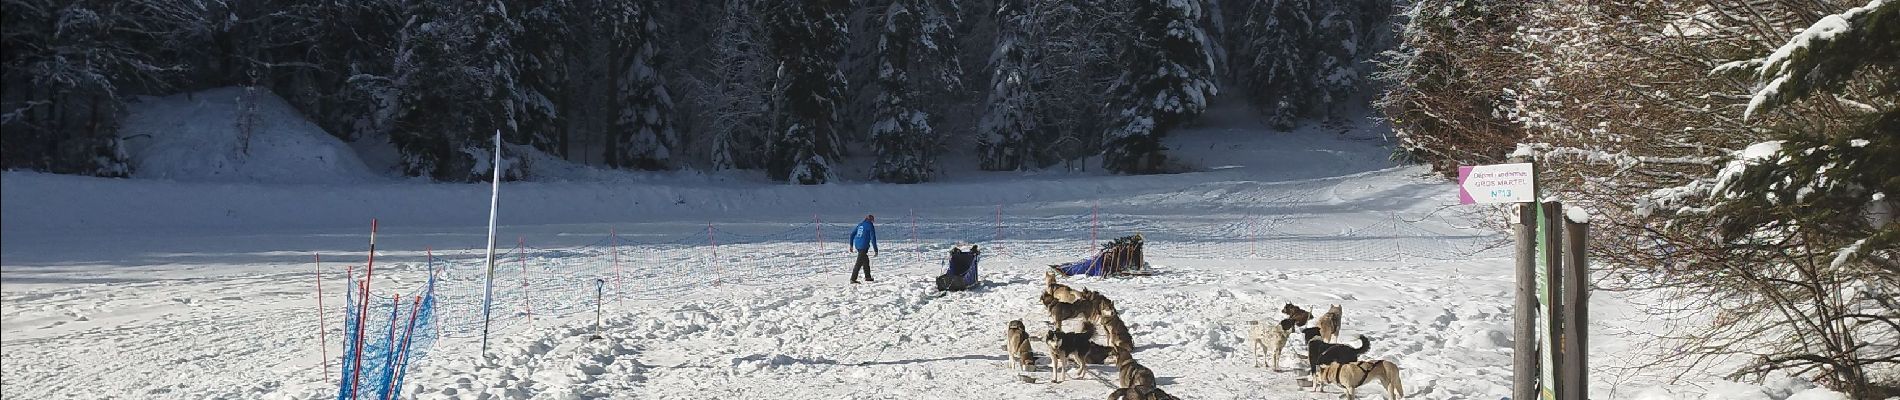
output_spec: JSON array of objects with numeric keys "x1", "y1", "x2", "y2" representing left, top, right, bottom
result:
[
  {"x1": 1056, "y1": 254, "x2": 1110, "y2": 276},
  {"x1": 1054, "y1": 235, "x2": 1146, "y2": 277},
  {"x1": 935, "y1": 246, "x2": 981, "y2": 291}
]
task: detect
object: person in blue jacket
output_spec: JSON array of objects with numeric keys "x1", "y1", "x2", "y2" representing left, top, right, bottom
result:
[{"x1": 849, "y1": 214, "x2": 879, "y2": 283}]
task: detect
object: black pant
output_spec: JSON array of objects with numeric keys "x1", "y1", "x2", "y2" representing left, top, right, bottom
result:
[{"x1": 852, "y1": 250, "x2": 873, "y2": 281}]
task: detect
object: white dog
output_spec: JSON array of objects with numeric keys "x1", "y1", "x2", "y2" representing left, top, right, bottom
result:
[{"x1": 1248, "y1": 319, "x2": 1293, "y2": 370}]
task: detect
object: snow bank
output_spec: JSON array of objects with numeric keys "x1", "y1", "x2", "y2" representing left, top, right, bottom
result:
[{"x1": 117, "y1": 87, "x2": 381, "y2": 184}]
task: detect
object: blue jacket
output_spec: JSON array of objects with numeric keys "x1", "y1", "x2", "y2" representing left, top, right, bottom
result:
[{"x1": 850, "y1": 220, "x2": 878, "y2": 253}]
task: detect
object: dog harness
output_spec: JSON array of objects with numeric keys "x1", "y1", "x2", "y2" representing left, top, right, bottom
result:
[{"x1": 1329, "y1": 360, "x2": 1385, "y2": 389}]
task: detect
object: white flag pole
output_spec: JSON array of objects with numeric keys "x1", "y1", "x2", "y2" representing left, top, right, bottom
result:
[{"x1": 481, "y1": 129, "x2": 503, "y2": 355}]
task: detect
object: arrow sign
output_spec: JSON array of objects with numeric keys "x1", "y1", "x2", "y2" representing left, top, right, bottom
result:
[{"x1": 1458, "y1": 163, "x2": 1535, "y2": 204}]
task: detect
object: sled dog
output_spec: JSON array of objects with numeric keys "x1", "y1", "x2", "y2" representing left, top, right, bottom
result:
[
  {"x1": 1317, "y1": 304, "x2": 1343, "y2": 342},
  {"x1": 1114, "y1": 348, "x2": 1156, "y2": 389},
  {"x1": 1304, "y1": 327, "x2": 1371, "y2": 374},
  {"x1": 1107, "y1": 386, "x2": 1181, "y2": 400},
  {"x1": 1084, "y1": 290, "x2": 1119, "y2": 324},
  {"x1": 1005, "y1": 320, "x2": 1036, "y2": 372},
  {"x1": 1282, "y1": 303, "x2": 1314, "y2": 327},
  {"x1": 1044, "y1": 329, "x2": 1098, "y2": 383},
  {"x1": 1045, "y1": 271, "x2": 1087, "y2": 303},
  {"x1": 1099, "y1": 313, "x2": 1135, "y2": 358},
  {"x1": 1042, "y1": 292, "x2": 1092, "y2": 330},
  {"x1": 1313, "y1": 360, "x2": 1405, "y2": 399},
  {"x1": 1249, "y1": 319, "x2": 1294, "y2": 369}
]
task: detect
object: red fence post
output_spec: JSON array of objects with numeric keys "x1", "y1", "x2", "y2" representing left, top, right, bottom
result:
[
  {"x1": 381, "y1": 293, "x2": 399, "y2": 389},
  {"x1": 348, "y1": 219, "x2": 378, "y2": 395},
  {"x1": 909, "y1": 209, "x2": 916, "y2": 254},
  {"x1": 709, "y1": 222, "x2": 719, "y2": 286},
  {"x1": 387, "y1": 295, "x2": 423, "y2": 400},
  {"x1": 427, "y1": 246, "x2": 442, "y2": 344},
  {"x1": 518, "y1": 236, "x2": 531, "y2": 325},
  {"x1": 611, "y1": 228, "x2": 624, "y2": 308},
  {"x1": 1091, "y1": 204, "x2": 1099, "y2": 252}
]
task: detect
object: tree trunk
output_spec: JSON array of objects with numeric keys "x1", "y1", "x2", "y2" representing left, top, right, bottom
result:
[{"x1": 558, "y1": 72, "x2": 572, "y2": 160}]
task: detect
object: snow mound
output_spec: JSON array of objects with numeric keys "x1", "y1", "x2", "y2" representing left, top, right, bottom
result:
[{"x1": 118, "y1": 87, "x2": 381, "y2": 184}]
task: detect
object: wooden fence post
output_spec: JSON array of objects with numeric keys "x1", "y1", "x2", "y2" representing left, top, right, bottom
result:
[
  {"x1": 1562, "y1": 208, "x2": 1590, "y2": 400},
  {"x1": 1514, "y1": 202, "x2": 1539, "y2": 400},
  {"x1": 1541, "y1": 201, "x2": 1566, "y2": 400}
]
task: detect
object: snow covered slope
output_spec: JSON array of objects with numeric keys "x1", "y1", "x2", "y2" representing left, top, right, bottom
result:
[
  {"x1": 117, "y1": 87, "x2": 383, "y2": 184},
  {"x1": 0, "y1": 117, "x2": 1843, "y2": 399}
]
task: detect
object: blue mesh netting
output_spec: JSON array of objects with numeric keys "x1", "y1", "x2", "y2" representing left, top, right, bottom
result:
[{"x1": 337, "y1": 267, "x2": 438, "y2": 400}]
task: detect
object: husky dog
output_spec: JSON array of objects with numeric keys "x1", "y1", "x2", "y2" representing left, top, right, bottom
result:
[
  {"x1": 1107, "y1": 386, "x2": 1181, "y2": 400},
  {"x1": 1303, "y1": 327, "x2": 1371, "y2": 376},
  {"x1": 1044, "y1": 328, "x2": 1098, "y2": 383},
  {"x1": 1114, "y1": 348, "x2": 1156, "y2": 389},
  {"x1": 1081, "y1": 342, "x2": 1116, "y2": 364},
  {"x1": 1086, "y1": 291, "x2": 1120, "y2": 323},
  {"x1": 1005, "y1": 320, "x2": 1036, "y2": 372},
  {"x1": 1098, "y1": 313, "x2": 1135, "y2": 358},
  {"x1": 1317, "y1": 304, "x2": 1343, "y2": 342},
  {"x1": 1045, "y1": 271, "x2": 1087, "y2": 303},
  {"x1": 1042, "y1": 292, "x2": 1092, "y2": 330},
  {"x1": 1313, "y1": 360, "x2": 1405, "y2": 399},
  {"x1": 1249, "y1": 319, "x2": 1295, "y2": 369},
  {"x1": 1282, "y1": 303, "x2": 1314, "y2": 327}
]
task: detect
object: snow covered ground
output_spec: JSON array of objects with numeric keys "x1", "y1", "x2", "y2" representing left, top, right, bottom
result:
[{"x1": 0, "y1": 98, "x2": 1846, "y2": 399}]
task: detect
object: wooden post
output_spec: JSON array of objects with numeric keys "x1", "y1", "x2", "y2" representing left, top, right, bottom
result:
[
  {"x1": 1513, "y1": 202, "x2": 1540, "y2": 400},
  {"x1": 314, "y1": 253, "x2": 327, "y2": 382},
  {"x1": 1562, "y1": 210, "x2": 1590, "y2": 400},
  {"x1": 1541, "y1": 201, "x2": 1566, "y2": 400}
]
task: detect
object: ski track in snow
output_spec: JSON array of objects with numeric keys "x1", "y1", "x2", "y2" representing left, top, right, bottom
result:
[{"x1": 1, "y1": 122, "x2": 1779, "y2": 399}]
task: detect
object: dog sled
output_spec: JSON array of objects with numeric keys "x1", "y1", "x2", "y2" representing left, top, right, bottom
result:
[
  {"x1": 934, "y1": 244, "x2": 982, "y2": 292},
  {"x1": 1051, "y1": 234, "x2": 1152, "y2": 277}
]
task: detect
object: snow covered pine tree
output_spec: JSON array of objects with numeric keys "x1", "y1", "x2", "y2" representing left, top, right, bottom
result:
[
  {"x1": 764, "y1": 0, "x2": 850, "y2": 184},
  {"x1": 698, "y1": 0, "x2": 776, "y2": 172},
  {"x1": 976, "y1": 0, "x2": 1037, "y2": 171},
  {"x1": 1706, "y1": 2, "x2": 1898, "y2": 395},
  {"x1": 1227, "y1": 0, "x2": 1312, "y2": 130},
  {"x1": 0, "y1": 0, "x2": 182, "y2": 177},
  {"x1": 606, "y1": 1, "x2": 679, "y2": 171},
  {"x1": 1101, "y1": 0, "x2": 1218, "y2": 174},
  {"x1": 388, "y1": 0, "x2": 525, "y2": 182},
  {"x1": 871, "y1": 0, "x2": 963, "y2": 183}
]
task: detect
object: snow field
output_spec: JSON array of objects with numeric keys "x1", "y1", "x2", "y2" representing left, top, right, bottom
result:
[
  {"x1": 324, "y1": 242, "x2": 1521, "y2": 400},
  {"x1": 3, "y1": 116, "x2": 1846, "y2": 399},
  {"x1": 4, "y1": 161, "x2": 1511, "y2": 399},
  {"x1": 240, "y1": 171, "x2": 1509, "y2": 399}
]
